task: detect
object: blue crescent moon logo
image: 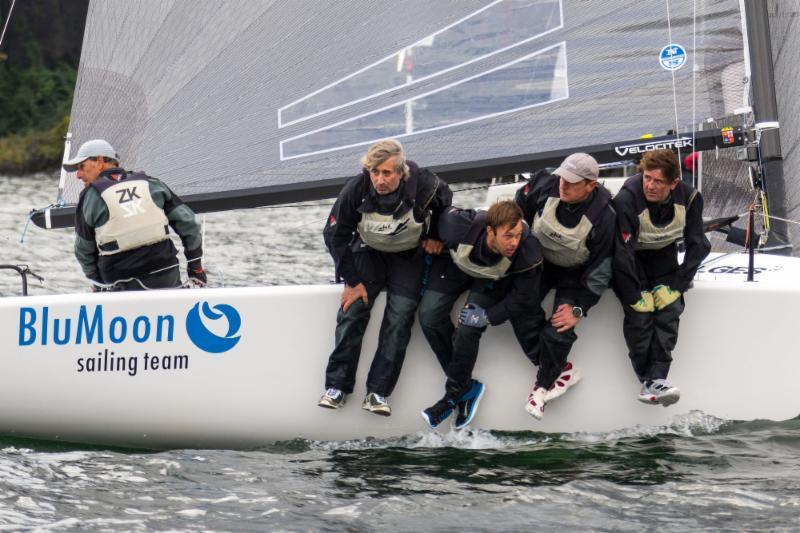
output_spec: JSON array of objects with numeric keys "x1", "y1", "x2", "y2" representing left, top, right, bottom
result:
[{"x1": 186, "y1": 302, "x2": 242, "y2": 354}]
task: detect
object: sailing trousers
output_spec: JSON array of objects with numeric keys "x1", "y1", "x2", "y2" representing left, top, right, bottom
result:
[
  {"x1": 418, "y1": 288, "x2": 540, "y2": 401},
  {"x1": 324, "y1": 248, "x2": 423, "y2": 398},
  {"x1": 621, "y1": 296, "x2": 685, "y2": 382},
  {"x1": 108, "y1": 266, "x2": 181, "y2": 291},
  {"x1": 528, "y1": 272, "x2": 583, "y2": 390}
]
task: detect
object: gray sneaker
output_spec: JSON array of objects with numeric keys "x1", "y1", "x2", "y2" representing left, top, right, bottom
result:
[
  {"x1": 638, "y1": 379, "x2": 680, "y2": 407},
  {"x1": 318, "y1": 387, "x2": 346, "y2": 409},
  {"x1": 361, "y1": 392, "x2": 391, "y2": 416}
]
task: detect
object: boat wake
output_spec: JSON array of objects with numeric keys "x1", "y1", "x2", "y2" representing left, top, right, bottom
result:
[{"x1": 307, "y1": 410, "x2": 730, "y2": 452}]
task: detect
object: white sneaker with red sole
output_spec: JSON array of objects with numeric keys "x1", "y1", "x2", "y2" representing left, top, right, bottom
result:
[
  {"x1": 525, "y1": 385, "x2": 547, "y2": 420},
  {"x1": 544, "y1": 362, "x2": 582, "y2": 402}
]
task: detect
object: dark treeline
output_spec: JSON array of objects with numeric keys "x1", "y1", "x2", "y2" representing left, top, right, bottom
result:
[{"x1": 0, "y1": 0, "x2": 89, "y2": 174}]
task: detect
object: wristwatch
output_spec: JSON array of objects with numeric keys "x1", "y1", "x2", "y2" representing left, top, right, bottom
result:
[{"x1": 571, "y1": 306, "x2": 584, "y2": 318}]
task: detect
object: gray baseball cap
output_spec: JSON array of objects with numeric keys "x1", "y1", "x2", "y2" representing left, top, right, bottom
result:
[
  {"x1": 553, "y1": 153, "x2": 599, "y2": 183},
  {"x1": 63, "y1": 139, "x2": 118, "y2": 172}
]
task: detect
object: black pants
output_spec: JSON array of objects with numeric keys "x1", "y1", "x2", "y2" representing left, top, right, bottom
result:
[
  {"x1": 418, "y1": 283, "x2": 540, "y2": 401},
  {"x1": 110, "y1": 266, "x2": 181, "y2": 291},
  {"x1": 528, "y1": 268, "x2": 584, "y2": 390},
  {"x1": 324, "y1": 248, "x2": 424, "y2": 397},
  {"x1": 621, "y1": 296, "x2": 685, "y2": 382}
]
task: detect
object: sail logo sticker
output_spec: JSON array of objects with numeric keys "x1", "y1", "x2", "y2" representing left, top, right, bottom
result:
[
  {"x1": 614, "y1": 137, "x2": 692, "y2": 157},
  {"x1": 185, "y1": 302, "x2": 242, "y2": 354},
  {"x1": 659, "y1": 44, "x2": 687, "y2": 71}
]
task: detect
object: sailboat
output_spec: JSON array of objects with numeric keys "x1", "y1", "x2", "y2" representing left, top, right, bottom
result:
[{"x1": 2, "y1": 0, "x2": 798, "y2": 449}]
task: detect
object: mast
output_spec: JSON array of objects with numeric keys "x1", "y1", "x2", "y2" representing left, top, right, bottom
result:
[{"x1": 743, "y1": 0, "x2": 789, "y2": 252}]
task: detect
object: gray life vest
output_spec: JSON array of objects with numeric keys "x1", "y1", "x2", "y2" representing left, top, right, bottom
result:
[
  {"x1": 357, "y1": 209, "x2": 429, "y2": 253},
  {"x1": 622, "y1": 174, "x2": 697, "y2": 251},
  {"x1": 532, "y1": 182, "x2": 611, "y2": 267},
  {"x1": 356, "y1": 171, "x2": 437, "y2": 253},
  {"x1": 92, "y1": 173, "x2": 169, "y2": 256},
  {"x1": 449, "y1": 211, "x2": 514, "y2": 280}
]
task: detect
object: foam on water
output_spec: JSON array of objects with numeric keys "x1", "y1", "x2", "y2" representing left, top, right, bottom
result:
[
  {"x1": 311, "y1": 427, "x2": 547, "y2": 452},
  {"x1": 564, "y1": 410, "x2": 730, "y2": 443},
  {"x1": 307, "y1": 411, "x2": 727, "y2": 452}
]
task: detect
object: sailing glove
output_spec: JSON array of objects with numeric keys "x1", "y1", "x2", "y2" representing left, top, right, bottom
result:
[
  {"x1": 653, "y1": 285, "x2": 681, "y2": 310},
  {"x1": 459, "y1": 303, "x2": 489, "y2": 328},
  {"x1": 187, "y1": 262, "x2": 207, "y2": 286},
  {"x1": 185, "y1": 246, "x2": 206, "y2": 286},
  {"x1": 630, "y1": 290, "x2": 655, "y2": 313}
]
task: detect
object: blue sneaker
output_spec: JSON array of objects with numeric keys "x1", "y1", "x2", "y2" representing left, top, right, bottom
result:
[
  {"x1": 421, "y1": 398, "x2": 456, "y2": 428},
  {"x1": 454, "y1": 380, "x2": 485, "y2": 429}
]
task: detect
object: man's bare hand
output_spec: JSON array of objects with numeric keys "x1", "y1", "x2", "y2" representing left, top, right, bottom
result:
[
  {"x1": 341, "y1": 283, "x2": 369, "y2": 312},
  {"x1": 421, "y1": 238, "x2": 444, "y2": 255},
  {"x1": 550, "y1": 303, "x2": 580, "y2": 333}
]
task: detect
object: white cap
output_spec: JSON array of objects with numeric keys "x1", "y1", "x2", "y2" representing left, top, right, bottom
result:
[
  {"x1": 553, "y1": 153, "x2": 599, "y2": 183},
  {"x1": 63, "y1": 139, "x2": 118, "y2": 171}
]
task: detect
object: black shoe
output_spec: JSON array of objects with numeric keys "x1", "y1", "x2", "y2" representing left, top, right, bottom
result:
[
  {"x1": 454, "y1": 380, "x2": 485, "y2": 429},
  {"x1": 421, "y1": 397, "x2": 456, "y2": 428}
]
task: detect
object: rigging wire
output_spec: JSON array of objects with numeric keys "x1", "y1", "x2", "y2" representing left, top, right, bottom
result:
[
  {"x1": 692, "y1": 0, "x2": 697, "y2": 187},
  {"x1": 0, "y1": 0, "x2": 15, "y2": 48}
]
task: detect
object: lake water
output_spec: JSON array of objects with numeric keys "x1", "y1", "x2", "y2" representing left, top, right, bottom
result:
[{"x1": 1, "y1": 174, "x2": 799, "y2": 531}]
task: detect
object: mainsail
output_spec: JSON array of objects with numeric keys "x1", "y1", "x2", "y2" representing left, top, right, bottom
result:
[{"x1": 36, "y1": 0, "x2": 751, "y2": 228}]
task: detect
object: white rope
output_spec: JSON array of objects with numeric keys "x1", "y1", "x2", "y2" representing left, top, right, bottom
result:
[
  {"x1": 665, "y1": 0, "x2": 682, "y2": 156},
  {"x1": 0, "y1": 0, "x2": 15, "y2": 48},
  {"x1": 723, "y1": 209, "x2": 800, "y2": 228},
  {"x1": 760, "y1": 213, "x2": 800, "y2": 227}
]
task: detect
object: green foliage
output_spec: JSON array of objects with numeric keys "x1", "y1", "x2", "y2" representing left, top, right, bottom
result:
[
  {"x1": 0, "y1": 115, "x2": 69, "y2": 175},
  {"x1": 0, "y1": 62, "x2": 76, "y2": 138}
]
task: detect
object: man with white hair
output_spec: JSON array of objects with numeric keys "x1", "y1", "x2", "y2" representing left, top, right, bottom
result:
[
  {"x1": 318, "y1": 139, "x2": 452, "y2": 416},
  {"x1": 65, "y1": 139, "x2": 205, "y2": 291}
]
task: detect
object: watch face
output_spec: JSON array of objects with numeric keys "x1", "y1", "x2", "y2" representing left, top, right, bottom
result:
[{"x1": 572, "y1": 306, "x2": 583, "y2": 317}]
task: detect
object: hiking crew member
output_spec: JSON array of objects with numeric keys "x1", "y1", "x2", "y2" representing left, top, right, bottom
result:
[
  {"x1": 318, "y1": 139, "x2": 452, "y2": 416},
  {"x1": 420, "y1": 201, "x2": 543, "y2": 429},
  {"x1": 515, "y1": 153, "x2": 615, "y2": 419},
  {"x1": 66, "y1": 139, "x2": 205, "y2": 291},
  {"x1": 612, "y1": 149, "x2": 710, "y2": 405}
]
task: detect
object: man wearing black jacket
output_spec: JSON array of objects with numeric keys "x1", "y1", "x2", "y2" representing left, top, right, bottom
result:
[
  {"x1": 420, "y1": 200, "x2": 543, "y2": 429},
  {"x1": 515, "y1": 153, "x2": 615, "y2": 419},
  {"x1": 612, "y1": 149, "x2": 710, "y2": 406},
  {"x1": 68, "y1": 139, "x2": 205, "y2": 291},
  {"x1": 318, "y1": 139, "x2": 452, "y2": 416}
]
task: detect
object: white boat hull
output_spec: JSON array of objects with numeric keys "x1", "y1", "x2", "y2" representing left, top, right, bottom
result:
[{"x1": 0, "y1": 252, "x2": 797, "y2": 449}]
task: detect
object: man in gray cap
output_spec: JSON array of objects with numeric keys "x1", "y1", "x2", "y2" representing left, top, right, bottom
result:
[
  {"x1": 514, "y1": 153, "x2": 615, "y2": 419},
  {"x1": 65, "y1": 139, "x2": 206, "y2": 291}
]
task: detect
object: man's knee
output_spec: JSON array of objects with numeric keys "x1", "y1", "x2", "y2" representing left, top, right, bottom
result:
[
  {"x1": 385, "y1": 293, "x2": 418, "y2": 323},
  {"x1": 542, "y1": 325, "x2": 576, "y2": 347},
  {"x1": 338, "y1": 298, "x2": 372, "y2": 323},
  {"x1": 418, "y1": 292, "x2": 455, "y2": 327}
]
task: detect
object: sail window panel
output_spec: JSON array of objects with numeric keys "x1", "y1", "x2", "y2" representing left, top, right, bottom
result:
[
  {"x1": 279, "y1": 0, "x2": 563, "y2": 128},
  {"x1": 280, "y1": 43, "x2": 567, "y2": 160}
]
